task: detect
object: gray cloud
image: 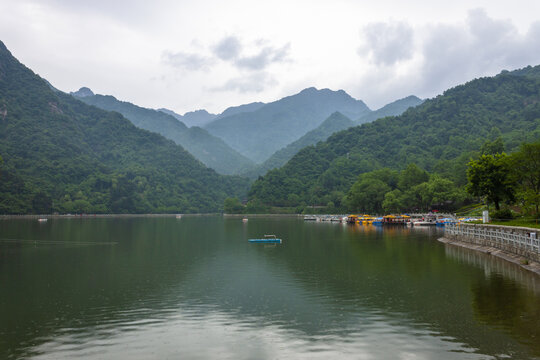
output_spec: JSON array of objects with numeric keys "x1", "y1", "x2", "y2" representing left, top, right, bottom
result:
[
  {"x1": 211, "y1": 72, "x2": 277, "y2": 93},
  {"x1": 162, "y1": 51, "x2": 213, "y2": 71},
  {"x1": 212, "y1": 36, "x2": 242, "y2": 61},
  {"x1": 419, "y1": 9, "x2": 540, "y2": 93},
  {"x1": 355, "y1": 9, "x2": 540, "y2": 108},
  {"x1": 164, "y1": 36, "x2": 290, "y2": 74},
  {"x1": 234, "y1": 43, "x2": 290, "y2": 70},
  {"x1": 359, "y1": 22, "x2": 414, "y2": 66}
]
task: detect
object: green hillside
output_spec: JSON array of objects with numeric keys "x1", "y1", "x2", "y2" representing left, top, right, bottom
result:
[
  {"x1": 248, "y1": 68, "x2": 540, "y2": 207},
  {"x1": 244, "y1": 96, "x2": 424, "y2": 178},
  {"x1": 205, "y1": 87, "x2": 371, "y2": 163},
  {"x1": 244, "y1": 112, "x2": 354, "y2": 178},
  {"x1": 356, "y1": 95, "x2": 423, "y2": 124},
  {"x1": 0, "y1": 41, "x2": 249, "y2": 214},
  {"x1": 73, "y1": 90, "x2": 255, "y2": 175}
]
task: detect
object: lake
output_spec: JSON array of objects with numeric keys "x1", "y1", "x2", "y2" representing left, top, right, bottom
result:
[{"x1": 1, "y1": 216, "x2": 539, "y2": 359}]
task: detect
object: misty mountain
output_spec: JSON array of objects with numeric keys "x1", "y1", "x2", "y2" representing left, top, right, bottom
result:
[
  {"x1": 158, "y1": 108, "x2": 217, "y2": 127},
  {"x1": 204, "y1": 87, "x2": 371, "y2": 163},
  {"x1": 244, "y1": 112, "x2": 354, "y2": 178},
  {"x1": 0, "y1": 40, "x2": 248, "y2": 214},
  {"x1": 249, "y1": 66, "x2": 540, "y2": 207},
  {"x1": 73, "y1": 90, "x2": 254, "y2": 175},
  {"x1": 356, "y1": 95, "x2": 424, "y2": 124},
  {"x1": 218, "y1": 102, "x2": 266, "y2": 118},
  {"x1": 157, "y1": 101, "x2": 265, "y2": 128},
  {"x1": 243, "y1": 95, "x2": 423, "y2": 178}
]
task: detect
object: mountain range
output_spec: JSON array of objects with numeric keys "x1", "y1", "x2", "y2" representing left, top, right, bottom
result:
[
  {"x1": 71, "y1": 88, "x2": 254, "y2": 175},
  {"x1": 203, "y1": 87, "x2": 372, "y2": 163},
  {"x1": 243, "y1": 95, "x2": 424, "y2": 178},
  {"x1": 0, "y1": 40, "x2": 248, "y2": 214},
  {"x1": 158, "y1": 101, "x2": 265, "y2": 127},
  {"x1": 248, "y1": 67, "x2": 540, "y2": 207},
  {"x1": 75, "y1": 87, "x2": 422, "y2": 176}
]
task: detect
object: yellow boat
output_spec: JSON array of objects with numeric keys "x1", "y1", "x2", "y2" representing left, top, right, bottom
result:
[{"x1": 358, "y1": 215, "x2": 376, "y2": 225}]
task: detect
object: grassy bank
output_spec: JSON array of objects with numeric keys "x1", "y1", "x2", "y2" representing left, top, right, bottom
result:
[{"x1": 471, "y1": 218, "x2": 540, "y2": 229}]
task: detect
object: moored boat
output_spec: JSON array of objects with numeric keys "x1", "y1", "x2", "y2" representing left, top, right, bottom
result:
[{"x1": 248, "y1": 234, "x2": 282, "y2": 244}]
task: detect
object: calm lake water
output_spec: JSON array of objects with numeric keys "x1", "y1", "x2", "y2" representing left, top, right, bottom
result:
[{"x1": 1, "y1": 216, "x2": 540, "y2": 359}]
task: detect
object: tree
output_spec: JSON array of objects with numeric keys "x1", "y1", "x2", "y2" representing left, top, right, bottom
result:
[
  {"x1": 480, "y1": 136, "x2": 505, "y2": 155},
  {"x1": 466, "y1": 154, "x2": 515, "y2": 210},
  {"x1": 346, "y1": 178, "x2": 391, "y2": 213},
  {"x1": 398, "y1": 163, "x2": 429, "y2": 190},
  {"x1": 382, "y1": 189, "x2": 403, "y2": 213},
  {"x1": 224, "y1": 197, "x2": 244, "y2": 214},
  {"x1": 511, "y1": 142, "x2": 540, "y2": 215},
  {"x1": 31, "y1": 192, "x2": 52, "y2": 214}
]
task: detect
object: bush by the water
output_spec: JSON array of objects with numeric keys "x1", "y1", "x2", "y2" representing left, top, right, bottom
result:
[{"x1": 490, "y1": 208, "x2": 514, "y2": 221}]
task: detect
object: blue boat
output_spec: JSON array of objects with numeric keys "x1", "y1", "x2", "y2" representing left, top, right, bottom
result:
[{"x1": 248, "y1": 234, "x2": 282, "y2": 244}]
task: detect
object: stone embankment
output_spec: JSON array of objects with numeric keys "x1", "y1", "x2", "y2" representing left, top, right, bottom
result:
[{"x1": 440, "y1": 223, "x2": 540, "y2": 276}]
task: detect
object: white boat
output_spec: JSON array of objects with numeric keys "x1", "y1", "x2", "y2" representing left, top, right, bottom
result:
[
  {"x1": 37, "y1": 218, "x2": 48, "y2": 222},
  {"x1": 413, "y1": 221, "x2": 436, "y2": 226}
]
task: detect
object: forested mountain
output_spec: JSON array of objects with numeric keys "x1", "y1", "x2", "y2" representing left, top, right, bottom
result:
[
  {"x1": 248, "y1": 67, "x2": 540, "y2": 208},
  {"x1": 244, "y1": 96, "x2": 424, "y2": 178},
  {"x1": 0, "y1": 40, "x2": 249, "y2": 214},
  {"x1": 218, "y1": 101, "x2": 265, "y2": 118},
  {"x1": 356, "y1": 95, "x2": 423, "y2": 124},
  {"x1": 73, "y1": 90, "x2": 254, "y2": 175},
  {"x1": 158, "y1": 108, "x2": 217, "y2": 127},
  {"x1": 204, "y1": 87, "x2": 371, "y2": 163},
  {"x1": 158, "y1": 102, "x2": 265, "y2": 127},
  {"x1": 244, "y1": 112, "x2": 354, "y2": 178}
]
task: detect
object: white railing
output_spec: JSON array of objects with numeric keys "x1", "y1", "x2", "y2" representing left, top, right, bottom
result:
[{"x1": 446, "y1": 224, "x2": 540, "y2": 254}]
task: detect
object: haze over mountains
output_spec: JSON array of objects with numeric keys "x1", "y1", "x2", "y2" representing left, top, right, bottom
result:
[
  {"x1": 74, "y1": 85, "x2": 423, "y2": 176},
  {"x1": 244, "y1": 95, "x2": 424, "y2": 178},
  {"x1": 158, "y1": 102, "x2": 266, "y2": 127},
  {"x1": 249, "y1": 67, "x2": 540, "y2": 208},
  {"x1": 203, "y1": 87, "x2": 372, "y2": 163},
  {"x1": 0, "y1": 40, "x2": 248, "y2": 214},
  {"x1": 71, "y1": 88, "x2": 254, "y2": 175},
  {"x1": 1, "y1": 37, "x2": 539, "y2": 215}
]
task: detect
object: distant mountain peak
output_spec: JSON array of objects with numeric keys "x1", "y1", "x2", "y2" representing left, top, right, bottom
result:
[
  {"x1": 71, "y1": 87, "x2": 94, "y2": 98},
  {"x1": 184, "y1": 109, "x2": 213, "y2": 116},
  {"x1": 299, "y1": 87, "x2": 318, "y2": 94}
]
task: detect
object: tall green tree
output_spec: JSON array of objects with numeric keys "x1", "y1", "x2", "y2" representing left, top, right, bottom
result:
[
  {"x1": 480, "y1": 136, "x2": 505, "y2": 155},
  {"x1": 466, "y1": 154, "x2": 515, "y2": 210},
  {"x1": 398, "y1": 163, "x2": 429, "y2": 190},
  {"x1": 511, "y1": 142, "x2": 540, "y2": 215}
]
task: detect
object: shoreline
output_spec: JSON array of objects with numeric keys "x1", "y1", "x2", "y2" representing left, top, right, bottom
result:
[
  {"x1": 0, "y1": 213, "x2": 304, "y2": 220},
  {"x1": 438, "y1": 237, "x2": 540, "y2": 277},
  {"x1": 0, "y1": 213, "x2": 218, "y2": 219}
]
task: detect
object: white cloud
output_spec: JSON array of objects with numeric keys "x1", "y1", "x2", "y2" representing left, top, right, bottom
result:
[
  {"x1": 162, "y1": 51, "x2": 214, "y2": 71},
  {"x1": 359, "y1": 22, "x2": 414, "y2": 66},
  {"x1": 211, "y1": 72, "x2": 277, "y2": 93},
  {"x1": 3, "y1": 0, "x2": 540, "y2": 113},
  {"x1": 212, "y1": 36, "x2": 242, "y2": 61},
  {"x1": 353, "y1": 8, "x2": 540, "y2": 108}
]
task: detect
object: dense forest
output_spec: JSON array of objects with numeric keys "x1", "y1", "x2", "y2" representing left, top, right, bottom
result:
[
  {"x1": 205, "y1": 87, "x2": 371, "y2": 163},
  {"x1": 73, "y1": 89, "x2": 255, "y2": 175},
  {"x1": 247, "y1": 67, "x2": 540, "y2": 212},
  {"x1": 0, "y1": 41, "x2": 249, "y2": 214},
  {"x1": 244, "y1": 96, "x2": 424, "y2": 178}
]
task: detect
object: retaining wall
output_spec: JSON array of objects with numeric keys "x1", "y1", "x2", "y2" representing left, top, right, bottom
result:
[{"x1": 444, "y1": 223, "x2": 540, "y2": 263}]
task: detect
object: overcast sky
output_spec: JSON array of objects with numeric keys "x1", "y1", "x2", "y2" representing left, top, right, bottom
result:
[{"x1": 2, "y1": 0, "x2": 540, "y2": 114}]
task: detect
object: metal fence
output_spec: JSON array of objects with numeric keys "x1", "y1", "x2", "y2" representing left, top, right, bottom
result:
[{"x1": 446, "y1": 223, "x2": 540, "y2": 254}]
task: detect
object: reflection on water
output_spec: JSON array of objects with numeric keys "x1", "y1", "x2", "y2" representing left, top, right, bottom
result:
[
  {"x1": 444, "y1": 245, "x2": 540, "y2": 295},
  {"x1": 29, "y1": 306, "x2": 488, "y2": 360},
  {"x1": 1, "y1": 217, "x2": 539, "y2": 359},
  {"x1": 445, "y1": 244, "x2": 540, "y2": 357}
]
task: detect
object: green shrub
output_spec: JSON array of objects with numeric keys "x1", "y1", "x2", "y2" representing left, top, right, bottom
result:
[{"x1": 490, "y1": 208, "x2": 514, "y2": 221}]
